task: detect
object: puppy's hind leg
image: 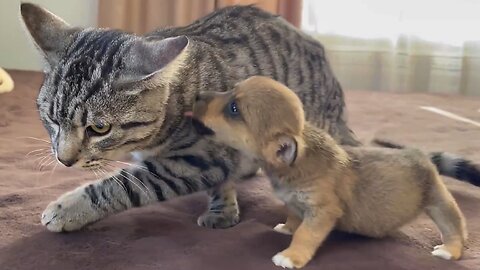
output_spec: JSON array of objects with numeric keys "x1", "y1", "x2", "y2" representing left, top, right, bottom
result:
[{"x1": 426, "y1": 176, "x2": 467, "y2": 260}]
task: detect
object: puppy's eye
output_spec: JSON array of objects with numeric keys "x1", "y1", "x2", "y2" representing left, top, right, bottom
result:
[
  {"x1": 87, "y1": 123, "x2": 111, "y2": 136},
  {"x1": 228, "y1": 101, "x2": 240, "y2": 116}
]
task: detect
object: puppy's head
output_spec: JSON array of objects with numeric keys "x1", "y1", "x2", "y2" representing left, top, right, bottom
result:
[{"x1": 193, "y1": 76, "x2": 305, "y2": 168}]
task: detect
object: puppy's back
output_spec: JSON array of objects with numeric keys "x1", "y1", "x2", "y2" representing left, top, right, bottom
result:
[{"x1": 338, "y1": 146, "x2": 438, "y2": 237}]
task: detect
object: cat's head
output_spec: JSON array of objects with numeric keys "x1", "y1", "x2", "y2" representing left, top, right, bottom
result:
[{"x1": 20, "y1": 3, "x2": 189, "y2": 169}]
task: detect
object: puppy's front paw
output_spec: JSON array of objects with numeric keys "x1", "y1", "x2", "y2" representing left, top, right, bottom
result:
[
  {"x1": 274, "y1": 223, "x2": 293, "y2": 235},
  {"x1": 272, "y1": 249, "x2": 311, "y2": 269},
  {"x1": 431, "y1": 244, "x2": 462, "y2": 260},
  {"x1": 41, "y1": 188, "x2": 99, "y2": 232},
  {"x1": 272, "y1": 253, "x2": 294, "y2": 269}
]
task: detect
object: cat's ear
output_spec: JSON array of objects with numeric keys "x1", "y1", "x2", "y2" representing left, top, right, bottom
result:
[
  {"x1": 263, "y1": 134, "x2": 298, "y2": 168},
  {"x1": 20, "y1": 3, "x2": 79, "y2": 69},
  {"x1": 121, "y1": 36, "x2": 189, "y2": 85}
]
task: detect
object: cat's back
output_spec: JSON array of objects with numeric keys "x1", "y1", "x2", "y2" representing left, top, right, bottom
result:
[
  {"x1": 147, "y1": 5, "x2": 285, "y2": 40},
  {"x1": 146, "y1": 5, "x2": 326, "y2": 85}
]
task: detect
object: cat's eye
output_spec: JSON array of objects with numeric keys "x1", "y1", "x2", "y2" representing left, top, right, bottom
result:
[
  {"x1": 228, "y1": 100, "x2": 240, "y2": 116},
  {"x1": 87, "y1": 123, "x2": 112, "y2": 136}
]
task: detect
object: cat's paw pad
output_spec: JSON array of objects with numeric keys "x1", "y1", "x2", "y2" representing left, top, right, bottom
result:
[
  {"x1": 272, "y1": 253, "x2": 294, "y2": 269},
  {"x1": 197, "y1": 211, "x2": 239, "y2": 229},
  {"x1": 274, "y1": 223, "x2": 292, "y2": 235},
  {"x1": 41, "y1": 189, "x2": 96, "y2": 232}
]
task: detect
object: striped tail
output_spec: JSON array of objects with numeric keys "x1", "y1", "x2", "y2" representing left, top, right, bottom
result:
[{"x1": 373, "y1": 139, "x2": 480, "y2": 187}]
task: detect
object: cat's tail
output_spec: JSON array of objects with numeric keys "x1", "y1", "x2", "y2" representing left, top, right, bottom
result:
[{"x1": 373, "y1": 138, "x2": 480, "y2": 187}]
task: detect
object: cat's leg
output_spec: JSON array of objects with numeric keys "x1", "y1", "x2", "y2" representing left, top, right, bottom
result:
[
  {"x1": 42, "y1": 172, "x2": 148, "y2": 232},
  {"x1": 41, "y1": 139, "x2": 259, "y2": 232},
  {"x1": 197, "y1": 180, "x2": 240, "y2": 228},
  {"x1": 41, "y1": 164, "x2": 242, "y2": 232},
  {"x1": 41, "y1": 169, "x2": 159, "y2": 232}
]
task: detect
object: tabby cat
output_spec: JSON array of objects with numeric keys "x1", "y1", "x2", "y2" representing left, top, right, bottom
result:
[{"x1": 20, "y1": 3, "x2": 479, "y2": 232}]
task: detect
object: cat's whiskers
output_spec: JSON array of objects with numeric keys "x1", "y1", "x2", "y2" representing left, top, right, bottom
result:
[
  {"x1": 21, "y1": 138, "x2": 53, "y2": 171},
  {"x1": 92, "y1": 168, "x2": 101, "y2": 182},
  {"x1": 108, "y1": 159, "x2": 162, "y2": 183},
  {"x1": 34, "y1": 154, "x2": 51, "y2": 170},
  {"x1": 47, "y1": 162, "x2": 58, "y2": 181},
  {"x1": 28, "y1": 150, "x2": 52, "y2": 159},
  {"x1": 99, "y1": 167, "x2": 127, "y2": 193},
  {"x1": 105, "y1": 162, "x2": 151, "y2": 198},
  {"x1": 38, "y1": 156, "x2": 54, "y2": 172},
  {"x1": 17, "y1": 136, "x2": 51, "y2": 144},
  {"x1": 31, "y1": 150, "x2": 51, "y2": 156},
  {"x1": 108, "y1": 161, "x2": 153, "y2": 186},
  {"x1": 23, "y1": 150, "x2": 51, "y2": 171},
  {"x1": 118, "y1": 167, "x2": 151, "y2": 194},
  {"x1": 113, "y1": 160, "x2": 148, "y2": 170},
  {"x1": 40, "y1": 158, "x2": 56, "y2": 172},
  {"x1": 25, "y1": 148, "x2": 50, "y2": 157}
]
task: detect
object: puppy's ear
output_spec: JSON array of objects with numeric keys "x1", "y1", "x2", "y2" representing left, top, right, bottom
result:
[{"x1": 263, "y1": 135, "x2": 297, "y2": 167}]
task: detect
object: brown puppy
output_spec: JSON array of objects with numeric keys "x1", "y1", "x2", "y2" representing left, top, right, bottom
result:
[{"x1": 192, "y1": 76, "x2": 467, "y2": 269}]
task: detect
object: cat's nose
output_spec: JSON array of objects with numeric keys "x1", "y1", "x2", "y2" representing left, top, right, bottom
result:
[{"x1": 58, "y1": 157, "x2": 76, "y2": 167}]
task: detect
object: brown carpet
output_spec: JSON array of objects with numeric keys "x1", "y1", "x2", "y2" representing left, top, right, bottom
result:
[{"x1": 0, "y1": 71, "x2": 479, "y2": 270}]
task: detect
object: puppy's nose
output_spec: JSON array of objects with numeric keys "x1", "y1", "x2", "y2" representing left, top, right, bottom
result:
[{"x1": 58, "y1": 157, "x2": 76, "y2": 167}]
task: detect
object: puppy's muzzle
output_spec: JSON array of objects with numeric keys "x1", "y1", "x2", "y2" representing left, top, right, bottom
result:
[
  {"x1": 195, "y1": 91, "x2": 216, "y2": 103},
  {"x1": 193, "y1": 91, "x2": 229, "y2": 119},
  {"x1": 192, "y1": 91, "x2": 212, "y2": 119}
]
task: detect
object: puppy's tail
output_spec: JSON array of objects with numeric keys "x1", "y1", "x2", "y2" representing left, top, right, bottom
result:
[{"x1": 373, "y1": 139, "x2": 480, "y2": 187}]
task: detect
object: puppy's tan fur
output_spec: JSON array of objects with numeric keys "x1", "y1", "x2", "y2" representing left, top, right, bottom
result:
[{"x1": 193, "y1": 76, "x2": 467, "y2": 269}]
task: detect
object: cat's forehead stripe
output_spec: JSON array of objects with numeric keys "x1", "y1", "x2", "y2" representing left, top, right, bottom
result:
[{"x1": 48, "y1": 30, "x2": 133, "y2": 122}]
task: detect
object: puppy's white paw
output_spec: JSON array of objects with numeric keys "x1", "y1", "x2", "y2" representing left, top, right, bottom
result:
[
  {"x1": 272, "y1": 253, "x2": 294, "y2": 269},
  {"x1": 431, "y1": 245, "x2": 453, "y2": 260},
  {"x1": 273, "y1": 223, "x2": 292, "y2": 235},
  {"x1": 41, "y1": 187, "x2": 99, "y2": 232}
]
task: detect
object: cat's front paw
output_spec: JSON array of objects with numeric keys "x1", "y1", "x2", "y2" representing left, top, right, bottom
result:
[
  {"x1": 41, "y1": 188, "x2": 100, "y2": 232},
  {"x1": 197, "y1": 211, "x2": 240, "y2": 229}
]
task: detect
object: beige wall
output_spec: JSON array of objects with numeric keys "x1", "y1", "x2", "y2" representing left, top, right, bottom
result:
[{"x1": 0, "y1": 0, "x2": 98, "y2": 71}]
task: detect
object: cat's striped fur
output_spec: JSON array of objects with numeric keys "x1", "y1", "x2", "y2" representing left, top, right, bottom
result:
[{"x1": 20, "y1": 3, "x2": 479, "y2": 232}]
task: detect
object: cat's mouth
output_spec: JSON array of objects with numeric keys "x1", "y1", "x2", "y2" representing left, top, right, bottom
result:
[
  {"x1": 80, "y1": 157, "x2": 131, "y2": 171},
  {"x1": 82, "y1": 164, "x2": 102, "y2": 170},
  {"x1": 81, "y1": 159, "x2": 107, "y2": 170}
]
